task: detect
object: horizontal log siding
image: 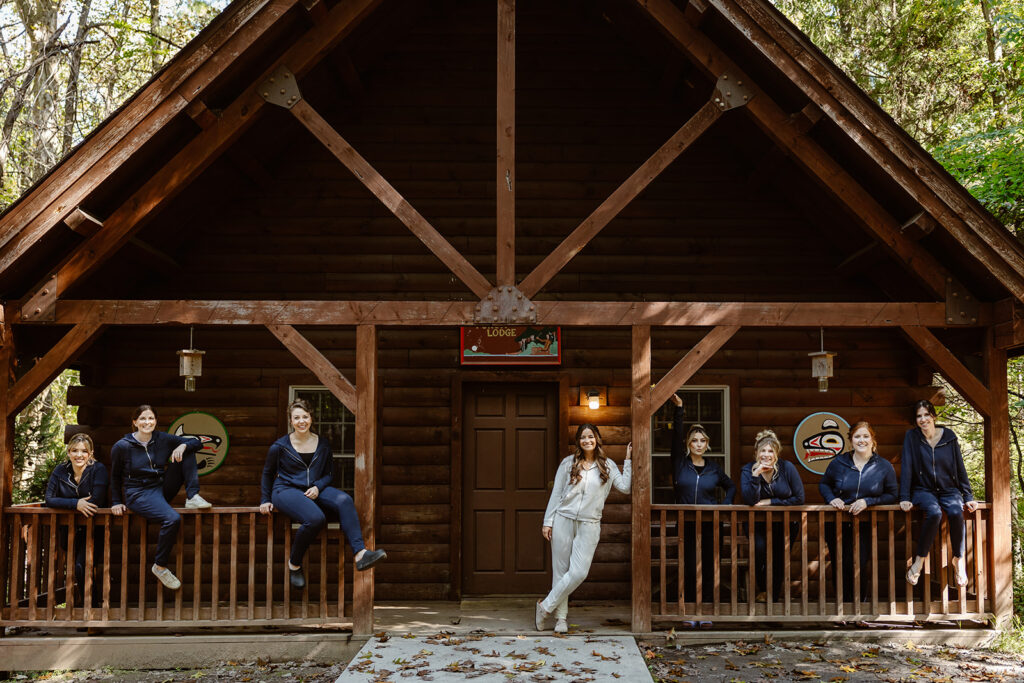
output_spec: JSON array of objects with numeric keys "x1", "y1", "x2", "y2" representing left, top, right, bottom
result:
[{"x1": 69, "y1": 325, "x2": 933, "y2": 601}]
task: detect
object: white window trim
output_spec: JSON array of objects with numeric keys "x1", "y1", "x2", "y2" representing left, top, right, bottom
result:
[{"x1": 651, "y1": 384, "x2": 731, "y2": 473}]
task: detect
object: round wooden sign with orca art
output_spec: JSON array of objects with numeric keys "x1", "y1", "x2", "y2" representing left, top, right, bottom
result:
[
  {"x1": 168, "y1": 411, "x2": 229, "y2": 477},
  {"x1": 793, "y1": 412, "x2": 850, "y2": 475}
]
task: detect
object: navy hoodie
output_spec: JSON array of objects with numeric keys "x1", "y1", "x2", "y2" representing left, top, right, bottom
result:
[
  {"x1": 45, "y1": 461, "x2": 109, "y2": 509},
  {"x1": 899, "y1": 427, "x2": 974, "y2": 503},
  {"x1": 261, "y1": 434, "x2": 334, "y2": 504},
  {"x1": 670, "y1": 407, "x2": 736, "y2": 504},
  {"x1": 740, "y1": 460, "x2": 805, "y2": 506},
  {"x1": 818, "y1": 451, "x2": 898, "y2": 506},
  {"x1": 109, "y1": 431, "x2": 201, "y2": 505}
]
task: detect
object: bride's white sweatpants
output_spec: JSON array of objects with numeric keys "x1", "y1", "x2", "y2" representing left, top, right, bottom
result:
[{"x1": 540, "y1": 515, "x2": 602, "y2": 619}]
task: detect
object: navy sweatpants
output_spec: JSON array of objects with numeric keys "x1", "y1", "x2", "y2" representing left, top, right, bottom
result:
[
  {"x1": 272, "y1": 486, "x2": 365, "y2": 566},
  {"x1": 912, "y1": 489, "x2": 966, "y2": 558},
  {"x1": 125, "y1": 485, "x2": 180, "y2": 567}
]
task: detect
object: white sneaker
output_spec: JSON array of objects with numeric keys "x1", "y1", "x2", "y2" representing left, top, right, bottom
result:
[
  {"x1": 554, "y1": 618, "x2": 568, "y2": 634},
  {"x1": 954, "y1": 559, "x2": 969, "y2": 587},
  {"x1": 185, "y1": 494, "x2": 212, "y2": 509},
  {"x1": 906, "y1": 560, "x2": 923, "y2": 586},
  {"x1": 535, "y1": 600, "x2": 552, "y2": 631},
  {"x1": 151, "y1": 564, "x2": 181, "y2": 590}
]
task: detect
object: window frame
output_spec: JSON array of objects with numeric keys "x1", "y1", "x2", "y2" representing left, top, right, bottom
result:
[
  {"x1": 287, "y1": 385, "x2": 356, "y2": 497},
  {"x1": 651, "y1": 384, "x2": 731, "y2": 503}
]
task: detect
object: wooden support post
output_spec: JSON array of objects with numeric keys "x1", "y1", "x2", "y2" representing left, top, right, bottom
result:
[
  {"x1": 266, "y1": 324, "x2": 357, "y2": 412},
  {"x1": 8, "y1": 321, "x2": 104, "y2": 417},
  {"x1": 0, "y1": 309, "x2": 12, "y2": 633},
  {"x1": 496, "y1": 0, "x2": 516, "y2": 286},
  {"x1": 631, "y1": 325, "x2": 652, "y2": 632},
  {"x1": 900, "y1": 325, "x2": 992, "y2": 417},
  {"x1": 519, "y1": 99, "x2": 723, "y2": 298},
  {"x1": 650, "y1": 325, "x2": 739, "y2": 411},
  {"x1": 353, "y1": 325, "x2": 378, "y2": 635},
  {"x1": 984, "y1": 330, "x2": 1012, "y2": 625}
]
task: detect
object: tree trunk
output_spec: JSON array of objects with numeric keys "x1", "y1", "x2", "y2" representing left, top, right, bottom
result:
[{"x1": 61, "y1": 0, "x2": 95, "y2": 155}]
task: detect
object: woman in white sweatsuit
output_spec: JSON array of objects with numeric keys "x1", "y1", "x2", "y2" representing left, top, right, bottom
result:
[{"x1": 537, "y1": 423, "x2": 632, "y2": 633}]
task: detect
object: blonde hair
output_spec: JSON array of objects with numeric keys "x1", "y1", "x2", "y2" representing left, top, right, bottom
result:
[
  {"x1": 754, "y1": 429, "x2": 781, "y2": 481},
  {"x1": 687, "y1": 424, "x2": 710, "y2": 456},
  {"x1": 66, "y1": 433, "x2": 96, "y2": 466}
]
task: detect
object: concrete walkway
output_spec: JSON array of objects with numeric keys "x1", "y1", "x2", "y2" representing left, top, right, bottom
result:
[{"x1": 337, "y1": 632, "x2": 647, "y2": 682}]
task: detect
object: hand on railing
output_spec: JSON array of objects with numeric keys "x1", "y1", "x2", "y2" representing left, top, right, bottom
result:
[
  {"x1": 260, "y1": 502, "x2": 274, "y2": 515},
  {"x1": 111, "y1": 504, "x2": 126, "y2": 516},
  {"x1": 899, "y1": 501, "x2": 913, "y2": 512},
  {"x1": 76, "y1": 498, "x2": 99, "y2": 518}
]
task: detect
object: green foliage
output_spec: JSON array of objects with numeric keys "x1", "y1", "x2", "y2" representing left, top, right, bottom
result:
[{"x1": 12, "y1": 370, "x2": 80, "y2": 503}]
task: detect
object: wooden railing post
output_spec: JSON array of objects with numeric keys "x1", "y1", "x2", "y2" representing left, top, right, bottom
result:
[
  {"x1": 353, "y1": 324, "x2": 378, "y2": 635},
  {"x1": 631, "y1": 325, "x2": 651, "y2": 632},
  {"x1": 984, "y1": 331, "x2": 1012, "y2": 626}
]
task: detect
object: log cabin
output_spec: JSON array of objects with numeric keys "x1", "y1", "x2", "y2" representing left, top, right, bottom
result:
[{"x1": 1, "y1": 0, "x2": 1023, "y2": 642}]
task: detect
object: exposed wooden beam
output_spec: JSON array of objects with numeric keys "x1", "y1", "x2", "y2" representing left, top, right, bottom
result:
[
  {"x1": 649, "y1": 325, "x2": 739, "y2": 411},
  {"x1": 791, "y1": 102, "x2": 822, "y2": 134},
  {"x1": 266, "y1": 324, "x2": 357, "y2": 412},
  {"x1": 708, "y1": 0, "x2": 1024, "y2": 301},
  {"x1": 352, "y1": 324, "x2": 377, "y2": 635},
  {"x1": 900, "y1": 325, "x2": 992, "y2": 416},
  {"x1": 8, "y1": 321, "x2": 105, "y2": 417},
  {"x1": 0, "y1": 0, "x2": 301, "y2": 274},
  {"x1": 280, "y1": 95, "x2": 493, "y2": 299},
  {"x1": 630, "y1": 324, "x2": 652, "y2": 633},
  {"x1": 185, "y1": 99, "x2": 219, "y2": 130},
  {"x1": 496, "y1": 0, "x2": 516, "y2": 286},
  {"x1": 15, "y1": 299, "x2": 989, "y2": 327},
  {"x1": 17, "y1": 0, "x2": 384, "y2": 309},
  {"x1": 64, "y1": 207, "x2": 103, "y2": 237},
  {"x1": 900, "y1": 211, "x2": 937, "y2": 240},
  {"x1": 684, "y1": 0, "x2": 710, "y2": 25},
  {"x1": 63, "y1": 207, "x2": 181, "y2": 277},
  {"x1": 635, "y1": 0, "x2": 953, "y2": 300},
  {"x1": 984, "y1": 330, "x2": 1012, "y2": 625},
  {"x1": 518, "y1": 98, "x2": 725, "y2": 298},
  {"x1": 0, "y1": 306, "x2": 14, "y2": 509}
]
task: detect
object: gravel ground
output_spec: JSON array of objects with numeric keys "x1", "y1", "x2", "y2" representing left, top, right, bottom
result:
[
  {"x1": 641, "y1": 638, "x2": 1024, "y2": 682},
  {"x1": 4, "y1": 638, "x2": 1024, "y2": 682}
]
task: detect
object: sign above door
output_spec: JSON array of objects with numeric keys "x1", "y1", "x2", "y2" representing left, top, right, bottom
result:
[{"x1": 460, "y1": 326, "x2": 561, "y2": 365}]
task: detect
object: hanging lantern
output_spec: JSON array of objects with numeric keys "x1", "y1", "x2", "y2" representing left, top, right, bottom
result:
[
  {"x1": 809, "y1": 327, "x2": 836, "y2": 393},
  {"x1": 177, "y1": 327, "x2": 205, "y2": 392}
]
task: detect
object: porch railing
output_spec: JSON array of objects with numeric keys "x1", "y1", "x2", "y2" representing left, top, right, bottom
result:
[
  {"x1": 651, "y1": 503, "x2": 992, "y2": 623},
  {"x1": 1, "y1": 506, "x2": 351, "y2": 627}
]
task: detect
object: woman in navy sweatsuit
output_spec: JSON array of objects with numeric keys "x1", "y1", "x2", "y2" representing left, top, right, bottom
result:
[
  {"x1": 900, "y1": 400, "x2": 976, "y2": 587},
  {"x1": 819, "y1": 421, "x2": 898, "y2": 600},
  {"x1": 669, "y1": 394, "x2": 734, "y2": 623},
  {"x1": 260, "y1": 398, "x2": 385, "y2": 589},
  {"x1": 740, "y1": 429, "x2": 804, "y2": 601},
  {"x1": 45, "y1": 433, "x2": 108, "y2": 605},
  {"x1": 110, "y1": 405, "x2": 212, "y2": 591}
]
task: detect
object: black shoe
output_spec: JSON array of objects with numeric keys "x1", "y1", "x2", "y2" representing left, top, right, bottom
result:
[
  {"x1": 356, "y1": 549, "x2": 387, "y2": 571},
  {"x1": 289, "y1": 566, "x2": 305, "y2": 589}
]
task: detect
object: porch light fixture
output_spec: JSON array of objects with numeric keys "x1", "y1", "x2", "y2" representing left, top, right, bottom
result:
[
  {"x1": 177, "y1": 326, "x2": 206, "y2": 392},
  {"x1": 580, "y1": 386, "x2": 606, "y2": 410},
  {"x1": 809, "y1": 327, "x2": 836, "y2": 393}
]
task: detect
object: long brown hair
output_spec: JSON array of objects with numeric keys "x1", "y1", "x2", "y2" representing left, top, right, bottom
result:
[{"x1": 569, "y1": 423, "x2": 610, "y2": 485}]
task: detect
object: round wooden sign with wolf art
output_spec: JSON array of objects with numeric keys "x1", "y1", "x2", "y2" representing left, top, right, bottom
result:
[
  {"x1": 793, "y1": 412, "x2": 850, "y2": 475},
  {"x1": 168, "y1": 411, "x2": 229, "y2": 477}
]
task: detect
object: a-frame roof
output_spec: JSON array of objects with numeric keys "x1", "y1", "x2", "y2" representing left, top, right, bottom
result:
[{"x1": 0, "y1": 0, "x2": 1021, "y2": 311}]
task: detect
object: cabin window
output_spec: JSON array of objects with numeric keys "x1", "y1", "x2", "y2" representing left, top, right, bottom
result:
[
  {"x1": 651, "y1": 386, "x2": 730, "y2": 504},
  {"x1": 288, "y1": 386, "x2": 355, "y2": 497}
]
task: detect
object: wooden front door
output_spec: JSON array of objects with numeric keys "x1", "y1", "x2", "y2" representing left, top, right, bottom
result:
[{"x1": 462, "y1": 383, "x2": 559, "y2": 594}]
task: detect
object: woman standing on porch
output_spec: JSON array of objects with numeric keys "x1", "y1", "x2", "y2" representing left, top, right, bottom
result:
[
  {"x1": 45, "y1": 433, "x2": 108, "y2": 605},
  {"x1": 110, "y1": 405, "x2": 213, "y2": 590},
  {"x1": 260, "y1": 398, "x2": 386, "y2": 590},
  {"x1": 819, "y1": 421, "x2": 898, "y2": 600},
  {"x1": 740, "y1": 429, "x2": 804, "y2": 602},
  {"x1": 537, "y1": 424, "x2": 631, "y2": 633},
  {"x1": 669, "y1": 393, "x2": 734, "y2": 627},
  {"x1": 900, "y1": 400, "x2": 976, "y2": 587}
]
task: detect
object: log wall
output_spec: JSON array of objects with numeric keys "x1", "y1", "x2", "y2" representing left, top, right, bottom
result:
[{"x1": 69, "y1": 325, "x2": 935, "y2": 601}]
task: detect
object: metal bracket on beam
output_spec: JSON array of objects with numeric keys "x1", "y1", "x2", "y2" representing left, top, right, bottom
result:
[
  {"x1": 712, "y1": 73, "x2": 754, "y2": 111},
  {"x1": 945, "y1": 277, "x2": 979, "y2": 326},
  {"x1": 474, "y1": 285, "x2": 537, "y2": 324},
  {"x1": 21, "y1": 274, "x2": 57, "y2": 322},
  {"x1": 259, "y1": 66, "x2": 302, "y2": 109}
]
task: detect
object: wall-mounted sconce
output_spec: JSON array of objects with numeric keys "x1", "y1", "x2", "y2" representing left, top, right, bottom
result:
[{"x1": 580, "y1": 385, "x2": 606, "y2": 410}]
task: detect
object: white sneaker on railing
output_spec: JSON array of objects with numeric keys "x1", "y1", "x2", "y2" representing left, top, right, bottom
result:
[
  {"x1": 185, "y1": 494, "x2": 212, "y2": 509},
  {"x1": 151, "y1": 564, "x2": 181, "y2": 590}
]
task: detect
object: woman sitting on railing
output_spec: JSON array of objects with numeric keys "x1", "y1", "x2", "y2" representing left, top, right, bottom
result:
[
  {"x1": 819, "y1": 421, "x2": 898, "y2": 601},
  {"x1": 740, "y1": 429, "x2": 804, "y2": 602},
  {"x1": 669, "y1": 393, "x2": 734, "y2": 628},
  {"x1": 45, "y1": 433, "x2": 108, "y2": 606},
  {"x1": 538, "y1": 424, "x2": 631, "y2": 633},
  {"x1": 110, "y1": 404, "x2": 213, "y2": 591},
  {"x1": 260, "y1": 398, "x2": 386, "y2": 590},
  {"x1": 900, "y1": 399, "x2": 977, "y2": 587}
]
